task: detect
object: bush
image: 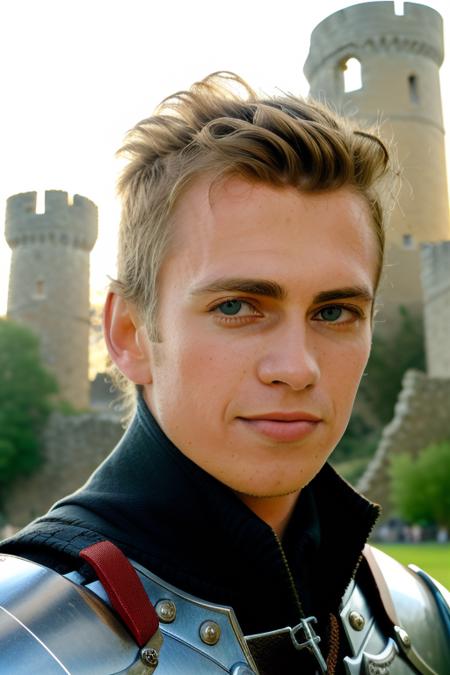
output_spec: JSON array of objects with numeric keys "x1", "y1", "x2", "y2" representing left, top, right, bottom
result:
[
  {"x1": 389, "y1": 441, "x2": 450, "y2": 529},
  {"x1": 0, "y1": 319, "x2": 58, "y2": 502},
  {"x1": 333, "y1": 456, "x2": 372, "y2": 485},
  {"x1": 332, "y1": 412, "x2": 380, "y2": 463}
]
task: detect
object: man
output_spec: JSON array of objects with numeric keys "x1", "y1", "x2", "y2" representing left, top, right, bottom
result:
[{"x1": 0, "y1": 73, "x2": 448, "y2": 674}]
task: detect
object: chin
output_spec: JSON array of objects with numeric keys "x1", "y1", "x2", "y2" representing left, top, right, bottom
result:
[
  {"x1": 229, "y1": 472, "x2": 312, "y2": 499},
  {"x1": 236, "y1": 486, "x2": 305, "y2": 499},
  {"x1": 250, "y1": 460, "x2": 329, "y2": 496}
]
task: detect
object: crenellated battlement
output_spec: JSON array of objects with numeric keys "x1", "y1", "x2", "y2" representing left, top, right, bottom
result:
[{"x1": 5, "y1": 190, "x2": 98, "y2": 251}]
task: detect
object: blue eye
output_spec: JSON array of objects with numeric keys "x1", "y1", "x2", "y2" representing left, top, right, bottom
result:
[
  {"x1": 217, "y1": 300, "x2": 243, "y2": 315},
  {"x1": 319, "y1": 306, "x2": 343, "y2": 322}
]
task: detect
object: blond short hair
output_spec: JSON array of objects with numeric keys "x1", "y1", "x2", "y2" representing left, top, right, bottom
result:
[{"x1": 110, "y1": 72, "x2": 396, "y2": 415}]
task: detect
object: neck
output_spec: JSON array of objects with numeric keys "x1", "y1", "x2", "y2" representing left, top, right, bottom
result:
[{"x1": 236, "y1": 490, "x2": 301, "y2": 539}]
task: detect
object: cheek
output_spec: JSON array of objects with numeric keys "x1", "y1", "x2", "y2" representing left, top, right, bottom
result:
[
  {"x1": 328, "y1": 337, "x2": 371, "y2": 402},
  {"x1": 184, "y1": 327, "x2": 250, "y2": 371},
  {"x1": 157, "y1": 332, "x2": 250, "y2": 402}
]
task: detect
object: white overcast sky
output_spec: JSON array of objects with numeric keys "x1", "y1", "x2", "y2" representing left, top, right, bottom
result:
[{"x1": 1, "y1": 0, "x2": 449, "y2": 315}]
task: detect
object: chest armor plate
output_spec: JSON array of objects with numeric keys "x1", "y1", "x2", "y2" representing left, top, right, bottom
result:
[{"x1": 0, "y1": 552, "x2": 448, "y2": 674}]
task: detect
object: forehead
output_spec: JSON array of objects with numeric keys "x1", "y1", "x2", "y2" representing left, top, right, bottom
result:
[{"x1": 164, "y1": 178, "x2": 378, "y2": 296}]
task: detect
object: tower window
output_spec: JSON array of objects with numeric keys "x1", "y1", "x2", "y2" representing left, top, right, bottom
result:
[
  {"x1": 341, "y1": 57, "x2": 362, "y2": 93},
  {"x1": 394, "y1": 0, "x2": 404, "y2": 15},
  {"x1": 403, "y1": 234, "x2": 414, "y2": 249},
  {"x1": 408, "y1": 75, "x2": 419, "y2": 104},
  {"x1": 35, "y1": 279, "x2": 46, "y2": 299}
]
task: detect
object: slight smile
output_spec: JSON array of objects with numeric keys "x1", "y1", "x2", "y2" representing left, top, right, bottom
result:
[{"x1": 238, "y1": 412, "x2": 322, "y2": 442}]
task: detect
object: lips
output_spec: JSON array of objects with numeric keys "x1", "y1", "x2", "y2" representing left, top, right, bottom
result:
[{"x1": 238, "y1": 412, "x2": 321, "y2": 442}]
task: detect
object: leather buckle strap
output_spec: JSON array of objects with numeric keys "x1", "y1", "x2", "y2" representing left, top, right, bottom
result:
[
  {"x1": 80, "y1": 540, "x2": 159, "y2": 648},
  {"x1": 246, "y1": 616, "x2": 328, "y2": 674},
  {"x1": 290, "y1": 617, "x2": 328, "y2": 673}
]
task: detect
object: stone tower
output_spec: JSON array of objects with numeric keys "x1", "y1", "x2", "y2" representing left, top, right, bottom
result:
[
  {"x1": 5, "y1": 190, "x2": 98, "y2": 408},
  {"x1": 421, "y1": 240, "x2": 450, "y2": 377},
  {"x1": 304, "y1": 2, "x2": 450, "y2": 320}
]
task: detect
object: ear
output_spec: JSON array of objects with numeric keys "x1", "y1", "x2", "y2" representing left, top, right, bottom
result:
[{"x1": 103, "y1": 292, "x2": 152, "y2": 384}]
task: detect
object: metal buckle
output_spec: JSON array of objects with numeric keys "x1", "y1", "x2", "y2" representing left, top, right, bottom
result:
[{"x1": 290, "y1": 616, "x2": 328, "y2": 673}]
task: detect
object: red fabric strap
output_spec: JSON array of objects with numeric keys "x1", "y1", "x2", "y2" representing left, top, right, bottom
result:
[{"x1": 79, "y1": 540, "x2": 159, "y2": 647}]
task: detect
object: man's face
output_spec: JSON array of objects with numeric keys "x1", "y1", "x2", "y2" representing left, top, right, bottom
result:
[{"x1": 142, "y1": 178, "x2": 377, "y2": 497}]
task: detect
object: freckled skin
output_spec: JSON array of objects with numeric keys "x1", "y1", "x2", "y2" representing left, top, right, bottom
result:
[{"x1": 140, "y1": 178, "x2": 378, "y2": 519}]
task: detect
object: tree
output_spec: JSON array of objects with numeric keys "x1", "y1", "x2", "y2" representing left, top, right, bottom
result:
[
  {"x1": 330, "y1": 411, "x2": 380, "y2": 484},
  {"x1": 332, "y1": 412, "x2": 379, "y2": 462},
  {"x1": 360, "y1": 306, "x2": 426, "y2": 425},
  {"x1": 389, "y1": 441, "x2": 450, "y2": 529},
  {"x1": 330, "y1": 307, "x2": 426, "y2": 484},
  {"x1": 0, "y1": 319, "x2": 58, "y2": 502}
]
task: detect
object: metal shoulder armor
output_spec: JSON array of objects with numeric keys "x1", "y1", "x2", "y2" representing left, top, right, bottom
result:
[
  {"x1": 0, "y1": 553, "x2": 258, "y2": 674},
  {"x1": 1, "y1": 546, "x2": 449, "y2": 675},
  {"x1": 340, "y1": 545, "x2": 450, "y2": 675}
]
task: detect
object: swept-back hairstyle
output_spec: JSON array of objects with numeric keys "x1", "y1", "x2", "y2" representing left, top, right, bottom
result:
[{"x1": 110, "y1": 71, "x2": 397, "y2": 416}]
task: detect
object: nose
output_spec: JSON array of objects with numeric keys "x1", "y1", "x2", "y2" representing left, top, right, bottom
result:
[{"x1": 256, "y1": 319, "x2": 320, "y2": 391}]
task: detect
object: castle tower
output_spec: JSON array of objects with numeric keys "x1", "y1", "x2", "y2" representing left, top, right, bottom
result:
[
  {"x1": 304, "y1": 2, "x2": 450, "y2": 320},
  {"x1": 421, "y1": 241, "x2": 450, "y2": 378},
  {"x1": 5, "y1": 190, "x2": 98, "y2": 408}
]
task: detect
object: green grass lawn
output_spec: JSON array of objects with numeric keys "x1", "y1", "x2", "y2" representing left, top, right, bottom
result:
[{"x1": 374, "y1": 543, "x2": 450, "y2": 590}]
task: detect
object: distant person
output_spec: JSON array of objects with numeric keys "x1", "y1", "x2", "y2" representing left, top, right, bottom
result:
[
  {"x1": 1, "y1": 72, "x2": 448, "y2": 674},
  {"x1": 437, "y1": 527, "x2": 448, "y2": 543}
]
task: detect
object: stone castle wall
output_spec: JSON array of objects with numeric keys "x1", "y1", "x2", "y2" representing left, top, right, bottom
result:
[
  {"x1": 421, "y1": 241, "x2": 450, "y2": 378},
  {"x1": 4, "y1": 411, "x2": 124, "y2": 528},
  {"x1": 5, "y1": 190, "x2": 98, "y2": 408},
  {"x1": 357, "y1": 370, "x2": 450, "y2": 513}
]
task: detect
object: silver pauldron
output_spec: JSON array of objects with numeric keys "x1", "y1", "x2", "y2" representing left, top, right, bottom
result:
[
  {"x1": 340, "y1": 546, "x2": 450, "y2": 675},
  {"x1": 0, "y1": 547, "x2": 449, "y2": 674},
  {"x1": 0, "y1": 553, "x2": 257, "y2": 674}
]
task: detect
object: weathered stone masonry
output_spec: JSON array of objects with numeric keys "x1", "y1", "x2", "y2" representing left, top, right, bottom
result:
[
  {"x1": 4, "y1": 411, "x2": 123, "y2": 528},
  {"x1": 357, "y1": 370, "x2": 450, "y2": 511},
  {"x1": 421, "y1": 241, "x2": 450, "y2": 378}
]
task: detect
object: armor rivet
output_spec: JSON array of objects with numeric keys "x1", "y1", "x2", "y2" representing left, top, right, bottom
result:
[
  {"x1": 230, "y1": 663, "x2": 257, "y2": 675},
  {"x1": 155, "y1": 599, "x2": 177, "y2": 623},
  {"x1": 141, "y1": 647, "x2": 159, "y2": 666},
  {"x1": 348, "y1": 610, "x2": 365, "y2": 631},
  {"x1": 199, "y1": 620, "x2": 221, "y2": 645},
  {"x1": 396, "y1": 626, "x2": 411, "y2": 648}
]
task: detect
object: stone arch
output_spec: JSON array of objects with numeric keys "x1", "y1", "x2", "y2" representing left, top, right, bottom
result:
[{"x1": 339, "y1": 56, "x2": 362, "y2": 93}]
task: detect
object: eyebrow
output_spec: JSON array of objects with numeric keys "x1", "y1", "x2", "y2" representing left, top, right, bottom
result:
[
  {"x1": 190, "y1": 277, "x2": 374, "y2": 304},
  {"x1": 313, "y1": 287, "x2": 374, "y2": 304}
]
